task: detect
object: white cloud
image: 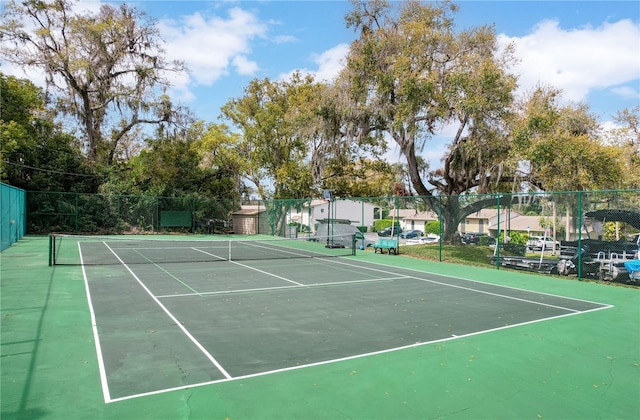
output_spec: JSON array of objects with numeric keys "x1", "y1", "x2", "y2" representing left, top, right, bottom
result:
[
  {"x1": 0, "y1": 62, "x2": 45, "y2": 86},
  {"x1": 611, "y1": 85, "x2": 640, "y2": 100},
  {"x1": 310, "y1": 43, "x2": 350, "y2": 82},
  {"x1": 232, "y1": 55, "x2": 259, "y2": 76},
  {"x1": 273, "y1": 34, "x2": 298, "y2": 44},
  {"x1": 159, "y1": 7, "x2": 267, "y2": 89},
  {"x1": 70, "y1": 0, "x2": 103, "y2": 15},
  {"x1": 277, "y1": 43, "x2": 349, "y2": 83},
  {"x1": 499, "y1": 19, "x2": 640, "y2": 102}
]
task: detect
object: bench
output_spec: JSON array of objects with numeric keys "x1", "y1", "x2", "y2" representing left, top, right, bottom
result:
[{"x1": 373, "y1": 238, "x2": 399, "y2": 255}]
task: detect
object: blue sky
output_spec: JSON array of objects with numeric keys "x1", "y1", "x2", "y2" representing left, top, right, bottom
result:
[
  {"x1": 131, "y1": 0, "x2": 640, "y2": 122},
  {"x1": 2, "y1": 1, "x2": 639, "y2": 166}
]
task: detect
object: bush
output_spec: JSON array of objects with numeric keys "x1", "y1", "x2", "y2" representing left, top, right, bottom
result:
[
  {"x1": 500, "y1": 230, "x2": 528, "y2": 246},
  {"x1": 478, "y1": 235, "x2": 495, "y2": 246},
  {"x1": 424, "y1": 221, "x2": 441, "y2": 235},
  {"x1": 497, "y1": 231, "x2": 527, "y2": 256},
  {"x1": 503, "y1": 243, "x2": 526, "y2": 256},
  {"x1": 374, "y1": 219, "x2": 400, "y2": 232}
]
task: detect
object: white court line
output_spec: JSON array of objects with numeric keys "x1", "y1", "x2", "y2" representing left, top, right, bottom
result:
[
  {"x1": 129, "y1": 248, "x2": 202, "y2": 296},
  {"x1": 236, "y1": 240, "x2": 341, "y2": 259},
  {"x1": 106, "y1": 303, "x2": 611, "y2": 404},
  {"x1": 194, "y1": 247, "x2": 306, "y2": 286},
  {"x1": 78, "y1": 242, "x2": 112, "y2": 403},
  {"x1": 191, "y1": 247, "x2": 227, "y2": 261},
  {"x1": 158, "y1": 251, "x2": 608, "y2": 313},
  {"x1": 98, "y1": 242, "x2": 233, "y2": 401},
  {"x1": 358, "y1": 257, "x2": 614, "y2": 308},
  {"x1": 229, "y1": 260, "x2": 304, "y2": 286},
  {"x1": 95, "y1": 254, "x2": 613, "y2": 404},
  {"x1": 156, "y1": 276, "x2": 408, "y2": 299},
  {"x1": 326, "y1": 257, "x2": 614, "y2": 311}
]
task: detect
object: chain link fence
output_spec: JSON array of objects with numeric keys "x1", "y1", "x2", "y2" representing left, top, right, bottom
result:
[
  {"x1": 22, "y1": 189, "x2": 640, "y2": 283},
  {"x1": 1, "y1": 183, "x2": 26, "y2": 251},
  {"x1": 26, "y1": 191, "x2": 238, "y2": 234},
  {"x1": 265, "y1": 190, "x2": 640, "y2": 283}
]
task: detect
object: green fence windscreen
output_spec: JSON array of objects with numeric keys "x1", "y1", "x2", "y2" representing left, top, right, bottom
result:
[
  {"x1": 26, "y1": 191, "x2": 238, "y2": 234},
  {"x1": 160, "y1": 211, "x2": 192, "y2": 228},
  {"x1": 1, "y1": 183, "x2": 26, "y2": 251}
]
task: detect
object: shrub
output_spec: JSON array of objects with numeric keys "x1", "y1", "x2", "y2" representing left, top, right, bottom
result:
[{"x1": 424, "y1": 221, "x2": 441, "y2": 235}]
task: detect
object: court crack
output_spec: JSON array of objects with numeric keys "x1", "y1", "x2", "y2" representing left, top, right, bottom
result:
[
  {"x1": 428, "y1": 404, "x2": 477, "y2": 419},
  {"x1": 599, "y1": 356, "x2": 615, "y2": 397},
  {"x1": 429, "y1": 389, "x2": 524, "y2": 419},
  {"x1": 181, "y1": 390, "x2": 194, "y2": 419},
  {"x1": 172, "y1": 352, "x2": 191, "y2": 383}
]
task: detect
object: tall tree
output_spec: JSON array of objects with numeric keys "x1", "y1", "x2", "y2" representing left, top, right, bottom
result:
[
  {"x1": 0, "y1": 0, "x2": 185, "y2": 164},
  {"x1": 221, "y1": 72, "x2": 393, "y2": 200},
  {"x1": 509, "y1": 86, "x2": 626, "y2": 191},
  {"x1": 102, "y1": 122, "x2": 242, "y2": 201},
  {"x1": 221, "y1": 75, "x2": 313, "y2": 200},
  {"x1": 609, "y1": 106, "x2": 640, "y2": 188},
  {"x1": 1, "y1": 73, "x2": 96, "y2": 191},
  {"x1": 341, "y1": 0, "x2": 518, "y2": 240},
  {"x1": 322, "y1": 158, "x2": 397, "y2": 198}
]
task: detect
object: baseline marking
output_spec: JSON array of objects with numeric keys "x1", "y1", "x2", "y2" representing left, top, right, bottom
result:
[
  {"x1": 107, "y1": 302, "x2": 610, "y2": 404},
  {"x1": 95, "y1": 254, "x2": 612, "y2": 404}
]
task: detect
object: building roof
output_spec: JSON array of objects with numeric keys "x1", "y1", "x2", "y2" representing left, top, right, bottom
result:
[
  {"x1": 397, "y1": 209, "x2": 439, "y2": 221},
  {"x1": 310, "y1": 199, "x2": 379, "y2": 209},
  {"x1": 465, "y1": 208, "x2": 502, "y2": 219},
  {"x1": 232, "y1": 206, "x2": 266, "y2": 216},
  {"x1": 488, "y1": 212, "x2": 568, "y2": 233}
]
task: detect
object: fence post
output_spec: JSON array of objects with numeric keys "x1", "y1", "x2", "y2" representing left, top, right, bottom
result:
[
  {"x1": 496, "y1": 194, "x2": 501, "y2": 269},
  {"x1": 48, "y1": 234, "x2": 53, "y2": 266},
  {"x1": 577, "y1": 191, "x2": 583, "y2": 281},
  {"x1": 438, "y1": 195, "x2": 443, "y2": 262},
  {"x1": 75, "y1": 193, "x2": 79, "y2": 231}
]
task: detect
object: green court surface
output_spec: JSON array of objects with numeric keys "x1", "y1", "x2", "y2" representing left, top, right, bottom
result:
[{"x1": 1, "y1": 236, "x2": 639, "y2": 419}]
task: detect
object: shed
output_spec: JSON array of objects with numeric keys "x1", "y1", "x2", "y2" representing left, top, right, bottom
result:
[{"x1": 232, "y1": 207, "x2": 270, "y2": 235}]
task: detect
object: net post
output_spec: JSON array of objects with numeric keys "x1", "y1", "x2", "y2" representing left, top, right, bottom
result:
[
  {"x1": 352, "y1": 234, "x2": 356, "y2": 256},
  {"x1": 48, "y1": 234, "x2": 53, "y2": 266}
]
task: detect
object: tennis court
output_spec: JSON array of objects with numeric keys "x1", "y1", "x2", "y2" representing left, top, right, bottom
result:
[
  {"x1": 52, "y1": 235, "x2": 610, "y2": 402},
  {"x1": 2, "y1": 235, "x2": 639, "y2": 419}
]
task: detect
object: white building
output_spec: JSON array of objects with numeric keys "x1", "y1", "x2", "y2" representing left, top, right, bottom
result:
[{"x1": 296, "y1": 199, "x2": 381, "y2": 232}]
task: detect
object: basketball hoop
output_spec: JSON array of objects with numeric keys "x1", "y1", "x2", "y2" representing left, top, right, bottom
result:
[{"x1": 322, "y1": 189, "x2": 334, "y2": 202}]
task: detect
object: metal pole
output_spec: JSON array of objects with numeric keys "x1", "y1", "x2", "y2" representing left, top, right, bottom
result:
[
  {"x1": 438, "y1": 195, "x2": 443, "y2": 262},
  {"x1": 496, "y1": 195, "x2": 501, "y2": 269},
  {"x1": 577, "y1": 191, "x2": 583, "y2": 280},
  {"x1": 48, "y1": 234, "x2": 53, "y2": 266}
]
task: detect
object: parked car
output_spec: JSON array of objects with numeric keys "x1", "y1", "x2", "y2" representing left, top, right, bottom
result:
[
  {"x1": 461, "y1": 232, "x2": 483, "y2": 244},
  {"x1": 405, "y1": 234, "x2": 440, "y2": 245},
  {"x1": 527, "y1": 235, "x2": 559, "y2": 251},
  {"x1": 461, "y1": 232, "x2": 495, "y2": 246},
  {"x1": 377, "y1": 226, "x2": 402, "y2": 237},
  {"x1": 400, "y1": 229, "x2": 422, "y2": 239}
]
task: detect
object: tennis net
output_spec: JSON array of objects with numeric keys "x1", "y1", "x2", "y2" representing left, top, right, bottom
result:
[{"x1": 49, "y1": 234, "x2": 357, "y2": 266}]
